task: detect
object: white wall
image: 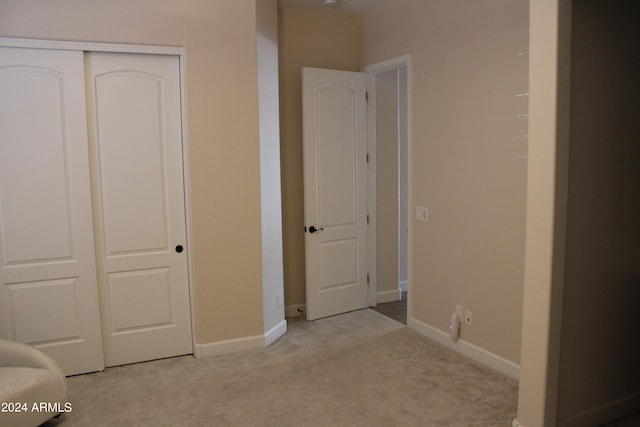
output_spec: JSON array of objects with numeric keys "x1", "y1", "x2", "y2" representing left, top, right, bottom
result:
[{"x1": 257, "y1": 0, "x2": 286, "y2": 341}]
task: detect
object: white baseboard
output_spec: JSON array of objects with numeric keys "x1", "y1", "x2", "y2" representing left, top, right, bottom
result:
[
  {"x1": 378, "y1": 288, "x2": 402, "y2": 304},
  {"x1": 264, "y1": 319, "x2": 287, "y2": 346},
  {"x1": 399, "y1": 280, "x2": 409, "y2": 292},
  {"x1": 194, "y1": 334, "x2": 264, "y2": 359},
  {"x1": 557, "y1": 390, "x2": 640, "y2": 427},
  {"x1": 285, "y1": 304, "x2": 305, "y2": 318},
  {"x1": 408, "y1": 316, "x2": 520, "y2": 380},
  {"x1": 194, "y1": 319, "x2": 287, "y2": 359},
  {"x1": 512, "y1": 418, "x2": 524, "y2": 427}
]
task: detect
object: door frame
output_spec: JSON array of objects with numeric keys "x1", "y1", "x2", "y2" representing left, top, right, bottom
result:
[
  {"x1": 0, "y1": 37, "x2": 197, "y2": 354},
  {"x1": 362, "y1": 55, "x2": 412, "y2": 314}
]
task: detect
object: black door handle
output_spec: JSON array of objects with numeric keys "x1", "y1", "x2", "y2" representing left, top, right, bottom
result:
[
  {"x1": 175, "y1": 245, "x2": 184, "y2": 253},
  {"x1": 308, "y1": 225, "x2": 324, "y2": 234}
]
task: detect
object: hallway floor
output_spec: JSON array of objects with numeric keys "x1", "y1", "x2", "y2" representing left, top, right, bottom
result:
[{"x1": 371, "y1": 291, "x2": 407, "y2": 325}]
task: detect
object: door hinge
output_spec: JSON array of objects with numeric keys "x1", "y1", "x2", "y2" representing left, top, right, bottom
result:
[
  {"x1": 366, "y1": 91, "x2": 368, "y2": 102},
  {"x1": 366, "y1": 153, "x2": 369, "y2": 163},
  {"x1": 366, "y1": 214, "x2": 369, "y2": 224},
  {"x1": 367, "y1": 274, "x2": 370, "y2": 284}
]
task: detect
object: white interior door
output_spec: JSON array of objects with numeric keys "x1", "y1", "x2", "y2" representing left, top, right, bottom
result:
[
  {"x1": 0, "y1": 47, "x2": 105, "y2": 375},
  {"x1": 85, "y1": 52, "x2": 192, "y2": 367},
  {"x1": 302, "y1": 67, "x2": 368, "y2": 321}
]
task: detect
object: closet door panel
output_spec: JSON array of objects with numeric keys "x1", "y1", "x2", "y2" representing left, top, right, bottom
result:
[
  {"x1": 0, "y1": 47, "x2": 105, "y2": 375},
  {"x1": 86, "y1": 52, "x2": 192, "y2": 367},
  {"x1": 0, "y1": 66, "x2": 73, "y2": 263},
  {"x1": 94, "y1": 72, "x2": 168, "y2": 255}
]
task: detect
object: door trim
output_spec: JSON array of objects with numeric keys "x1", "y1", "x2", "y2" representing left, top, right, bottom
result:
[
  {"x1": 362, "y1": 54, "x2": 412, "y2": 313},
  {"x1": 0, "y1": 37, "x2": 184, "y2": 56},
  {"x1": 0, "y1": 37, "x2": 196, "y2": 355}
]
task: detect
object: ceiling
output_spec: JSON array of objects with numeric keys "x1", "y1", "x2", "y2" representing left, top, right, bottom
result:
[{"x1": 278, "y1": 0, "x2": 388, "y2": 15}]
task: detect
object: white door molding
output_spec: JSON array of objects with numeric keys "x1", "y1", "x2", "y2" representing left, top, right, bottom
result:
[{"x1": 0, "y1": 37, "x2": 184, "y2": 56}]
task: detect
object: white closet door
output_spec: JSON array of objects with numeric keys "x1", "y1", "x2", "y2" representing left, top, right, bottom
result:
[
  {"x1": 0, "y1": 47, "x2": 105, "y2": 375},
  {"x1": 85, "y1": 52, "x2": 192, "y2": 367}
]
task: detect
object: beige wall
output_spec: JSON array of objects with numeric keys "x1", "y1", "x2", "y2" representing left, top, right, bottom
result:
[
  {"x1": 375, "y1": 68, "x2": 400, "y2": 297},
  {"x1": 0, "y1": 0, "x2": 265, "y2": 344},
  {"x1": 518, "y1": 1, "x2": 640, "y2": 425},
  {"x1": 517, "y1": 0, "x2": 571, "y2": 423},
  {"x1": 398, "y1": 66, "x2": 409, "y2": 287},
  {"x1": 555, "y1": 1, "x2": 640, "y2": 424},
  {"x1": 278, "y1": 7, "x2": 361, "y2": 307},
  {"x1": 362, "y1": 0, "x2": 529, "y2": 363}
]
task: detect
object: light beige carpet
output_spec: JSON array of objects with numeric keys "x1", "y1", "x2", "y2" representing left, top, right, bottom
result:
[{"x1": 43, "y1": 309, "x2": 517, "y2": 426}]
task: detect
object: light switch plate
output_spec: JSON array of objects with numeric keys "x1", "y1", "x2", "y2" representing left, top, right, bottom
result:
[{"x1": 415, "y1": 206, "x2": 428, "y2": 222}]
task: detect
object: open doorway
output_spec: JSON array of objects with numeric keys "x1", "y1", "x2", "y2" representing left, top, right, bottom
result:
[
  {"x1": 365, "y1": 57, "x2": 410, "y2": 325},
  {"x1": 297, "y1": 57, "x2": 410, "y2": 323}
]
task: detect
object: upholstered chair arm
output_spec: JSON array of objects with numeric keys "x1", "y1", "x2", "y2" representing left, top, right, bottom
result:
[{"x1": 0, "y1": 339, "x2": 65, "y2": 377}]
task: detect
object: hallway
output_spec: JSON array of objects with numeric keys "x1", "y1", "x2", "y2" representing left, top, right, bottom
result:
[{"x1": 371, "y1": 292, "x2": 407, "y2": 325}]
